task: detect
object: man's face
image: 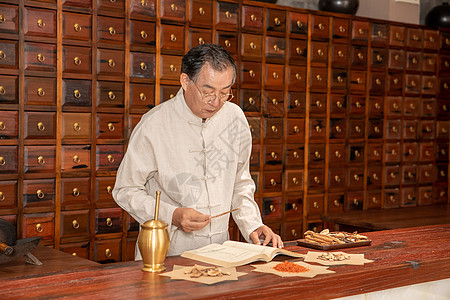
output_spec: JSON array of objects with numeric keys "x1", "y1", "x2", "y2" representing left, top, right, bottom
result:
[{"x1": 181, "y1": 62, "x2": 234, "y2": 119}]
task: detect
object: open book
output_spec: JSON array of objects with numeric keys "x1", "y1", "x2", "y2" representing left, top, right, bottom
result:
[{"x1": 181, "y1": 240, "x2": 305, "y2": 268}]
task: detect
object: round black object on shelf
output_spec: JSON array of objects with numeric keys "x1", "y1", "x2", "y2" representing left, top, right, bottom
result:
[
  {"x1": 318, "y1": 0, "x2": 359, "y2": 15},
  {"x1": 426, "y1": 2, "x2": 450, "y2": 28}
]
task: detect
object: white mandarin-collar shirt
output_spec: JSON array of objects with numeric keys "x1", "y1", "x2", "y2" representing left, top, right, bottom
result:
[{"x1": 113, "y1": 88, "x2": 263, "y2": 257}]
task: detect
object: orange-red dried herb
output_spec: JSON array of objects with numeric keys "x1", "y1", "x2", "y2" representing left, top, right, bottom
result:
[{"x1": 273, "y1": 261, "x2": 310, "y2": 273}]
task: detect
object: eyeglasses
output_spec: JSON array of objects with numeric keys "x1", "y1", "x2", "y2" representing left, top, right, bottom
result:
[{"x1": 191, "y1": 80, "x2": 234, "y2": 104}]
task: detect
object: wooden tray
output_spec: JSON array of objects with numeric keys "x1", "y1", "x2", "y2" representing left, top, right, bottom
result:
[{"x1": 296, "y1": 239, "x2": 371, "y2": 250}]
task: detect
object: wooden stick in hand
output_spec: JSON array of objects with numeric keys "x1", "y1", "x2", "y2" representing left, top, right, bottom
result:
[{"x1": 211, "y1": 208, "x2": 239, "y2": 219}]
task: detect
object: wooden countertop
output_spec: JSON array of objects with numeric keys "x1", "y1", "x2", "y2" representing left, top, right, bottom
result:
[
  {"x1": 322, "y1": 204, "x2": 450, "y2": 231},
  {"x1": 2, "y1": 224, "x2": 450, "y2": 299}
]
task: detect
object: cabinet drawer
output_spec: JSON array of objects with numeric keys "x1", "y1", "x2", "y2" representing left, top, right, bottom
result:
[
  {"x1": 61, "y1": 177, "x2": 90, "y2": 209},
  {"x1": 367, "y1": 191, "x2": 381, "y2": 209},
  {"x1": 440, "y1": 55, "x2": 450, "y2": 74},
  {"x1": 62, "y1": 79, "x2": 91, "y2": 107},
  {"x1": 403, "y1": 120, "x2": 418, "y2": 140},
  {"x1": 95, "y1": 238, "x2": 122, "y2": 263},
  {"x1": 350, "y1": 45, "x2": 367, "y2": 68},
  {"x1": 368, "y1": 120, "x2": 383, "y2": 139},
  {"x1": 0, "y1": 75, "x2": 18, "y2": 104},
  {"x1": 266, "y1": 36, "x2": 285, "y2": 61},
  {"x1": 0, "y1": 146, "x2": 17, "y2": 173},
  {"x1": 25, "y1": 77, "x2": 56, "y2": 106},
  {"x1": 267, "y1": 9, "x2": 285, "y2": 33},
  {"x1": 418, "y1": 187, "x2": 433, "y2": 206},
  {"x1": 23, "y1": 212, "x2": 55, "y2": 240},
  {"x1": 288, "y1": 66, "x2": 306, "y2": 91},
  {"x1": 241, "y1": 5, "x2": 263, "y2": 33},
  {"x1": 97, "y1": 114, "x2": 123, "y2": 140},
  {"x1": 407, "y1": 28, "x2": 422, "y2": 49},
  {"x1": 0, "y1": 40, "x2": 18, "y2": 69},
  {"x1": 130, "y1": 52, "x2": 155, "y2": 78},
  {"x1": 328, "y1": 193, "x2": 344, "y2": 214},
  {"x1": 130, "y1": 20, "x2": 156, "y2": 48},
  {"x1": 437, "y1": 164, "x2": 449, "y2": 183},
  {"x1": 23, "y1": 179, "x2": 55, "y2": 209},
  {"x1": 347, "y1": 167, "x2": 364, "y2": 189},
  {"x1": 0, "y1": 110, "x2": 18, "y2": 138},
  {"x1": 289, "y1": 39, "x2": 307, "y2": 65},
  {"x1": 436, "y1": 186, "x2": 448, "y2": 204},
  {"x1": 437, "y1": 121, "x2": 450, "y2": 139},
  {"x1": 419, "y1": 142, "x2": 434, "y2": 162},
  {"x1": 388, "y1": 49, "x2": 404, "y2": 70},
  {"x1": 308, "y1": 169, "x2": 324, "y2": 189},
  {"x1": 309, "y1": 119, "x2": 326, "y2": 140},
  {"x1": 423, "y1": 53, "x2": 437, "y2": 73},
  {"x1": 438, "y1": 100, "x2": 450, "y2": 118},
  {"x1": 62, "y1": 113, "x2": 91, "y2": 139},
  {"x1": 424, "y1": 30, "x2": 439, "y2": 50},
  {"x1": 386, "y1": 119, "x2": 401, "y2": 140},
  {"x1": 130, "y1": 83, "x2": 155, "y2": 110},
  {"x1": 285, "y1": 144, "x2": 304, "y2": 167},
  {"x1": 239, "y1": 89, "x2": 261, "y2": 113},
  {"x1": 331, "y1": 69, "x2": 347, "y2": 92},
  {"x1": 262, "y1": 196, "x2": 282, "y2": 221},
  {"x1": 351, "y1": 20, "x2": 368, "y2": 42},
  {"x1": 307, "y1": 194, "x2": 324, "y2": 217},
  {"x1": 311, "y1": 15, "x2": 329, "y2": 40},
  {"x1": 389, "y1": 25, "x2": 405, "y2": 47},
  {"x1": 217, "y1": 32, "x2": 238, "y2": 57},
  {"x1": 348, "y1": 119, "x2": 364, "y2": 139},
  {"x1": 63, "y1": 46, "x2": 91, "y2": 74},
  {"x1": 401, "y1": 187, "x2": 417, "y2": 207},
  {"x1": 329, "y1": 168, "x2": 345, "y2": 190},
  {"x1": 97, "y1": 81, "x2": 124, "y2": 108},
  {"x1": 61, "y1": 210, "x2": 89, "y2": 238},
  {"x1": 349, "y1": 70, "x2": 366, "y2": 94},
  {"x1": 387, "y1": 73, "x2": 403, "y2": 95},
  {"x1": 63, "y1": 12, "x2": 91, "y2": 41},
  {"x1": 161, "y1": 0, "x2": 185, "y2": 22},
  {"x1": 310, "y1": 41, "x2": 328, "y2": 65},
  {"x1": 290, "y1": 11, "x2": 308, "y2": 35},
  {"x1": 24, "y1": 145, "x2": 56, "y2": 173},
  {"x1": 419, "y1": 164, "x2": 434, "y2": 184},
  {"x1": 189, "y1": 0, "x2": 212, "y2": 27},
  {"x1": 263, "y1": 118, "x2": 283, "y2": 140},
  {"x1": 422, "y1": 75, "x2": 436, "y2": 96},
  {"x1": 333, "y1": 18, "x2": 349, "y2": 40},
  {"x1": 348, "y1": 95, "x2": 365, "y2": 115},
  {"x1": 348, "y1": 144, "x2": 364, "y2": 164},
  {"x1": 285, "y1": 195, "x2": 302, "y2": 220},
  {"x1": 264, "y1": 90, "x2": 284, "y2": 116},
  {"x1": 241, "y1": 33, "x2": 262, "y2": 58},
  {"x1": 287, "y1": 92, "x2": 305, "y2": 116},
  {"x1": 0, "y1": 4, "x2": 18, "y2": 34},
  {"x1": 161, "y1": 56, "x2": 181, "y2": 81},
  {"x1": 98, "y1": 0, "x2": 125, "y2": 13},
  {"x1": 369, "y1": 72, "x2": 385, "y2": 95},
  {"x1": 367, "y1": 166, "x2": 382, "y2": 188},
  {"x1": 422, "y1": 99, "x2": 436, "y2": 118},
  {"x1": 371, "y1": 23, "x2": 387, "y2": 45},
  {"x1": 24, "y1": 112, "x2": 56, "y2": 139},
  {"x1": 330, "y1": 94, "x2": 346, "y2": 116},
  {"x1": 265, "y1": 64, "x2": 284, "y2": 90},
  {"x1": 329, "y1": 143, "x2": 345, "y2": 167},
  {"x1": 436, "y1": 143, "x2": 449, "y2": 161},
  {"x1": 96, "y1": 177, "x2": 116, "y2": 207},
  {"x1": 285, "y1": 222, "x2": 302, "y2": 240},
  {"x1": 247, "y1": 117, "x2": 260, "y2": 141},
  {"x1": 216, "y1": 1, "x2": 238, "y2": 31},
  {"x1": 402, "y1": 164, "x2": 417, "y2": 185},
  {"x1": 60, "y1": 242, "x2": 89, "y2": 259},
  {"x1": 287, "y1": 118, "x2": 304, "y2": 143},
  {"x1": 160, "y1": 85, "x2": 179, "y2": 103},
  {"x1": 330, "y1": 118, "x2": 346, "y2": 139},
  {"x1": 309, "y1": 143, "x2": 325, "y2": 165},
  {"x1": 346, "y1": 191, "x2": 363, "y2": 211},
  {"x1": 406, "y1": 51, "x2": 421, "y2": 72},
  {"x1": 405, "y1": 74, "x2": 420, "y2": 95},
  {"x1": 24, "y1": 7, "x2": 56, "y2": 38},
  {"x1": 24, "y1": 42, "x2": 56, "y2": 71},
  {"x1": 404, "y1": 97, "x2": 419, "y2": 117},
  {"x1": 97, "y1": 16, "x2": 124, "y2": 44},
  {"x1": 61, "y1": 145, "x2": 91, "y2": 173},
  {"x1": 309, "y1": 67, "x2": 327, "y2": 91},
  {"x1": 385, "y1": 142, "x2": 401, "y2": 163},
  {"x1": 189, "y1": 28, "x2": 212, "y2": 49},
  {"x1": 368, "y1": 143, "x2": 382, "y2": 162},
  {"x1": 161, "y1": 24, "x2": 185, "y2": 52},
  {"x1": 0, "y1": 180, "x2": 17, "y2": 209},
  {"x1": 385, "y1": 189, "x2": 400, "y2": 208},
  {"x1": 386, "y1": 96, "x2": 402, "y2": 117},
  {"x1": 96, "y1": 145, "x2": 123, "y2": 172},
  {"x1": 371, "y1": 48, "x2": 386, "y2": 69},
  {"x1": 384, "y1": 165, "x2": 400, "y2": 186},
  {"x1": 130, "y1": 0, "x2": 156, "y2": 19},
  {"x1": 95, "y1": 207, "x2": 122, "y2": 234},
  {"x1": 97, "y1": 49, "x2": 124, "y2": 76},
  {"x1": 331, "y1": 44, "x2": 348, "y2": 68},
  {"x1": 240, "y1": 61, "x2": 261, "y2": 88},
  {"x1": 263, "y1": 144, "x2": 283, "y2": 169},
  {"x1": 420, "y1": 120, "x2": 435, "y2": 139},
  {"x1": 262, "y1": 171, "x2": 282, "y2": 193}
]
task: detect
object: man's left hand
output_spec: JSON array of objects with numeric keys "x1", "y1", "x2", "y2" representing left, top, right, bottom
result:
[{"x1": 249, "y1": 225, "x2": 283, "y2": 248}]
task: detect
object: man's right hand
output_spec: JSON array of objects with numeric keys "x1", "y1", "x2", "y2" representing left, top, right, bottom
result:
[{"x1": 172, "y1": 207, "x2": 211, "y2": 232}]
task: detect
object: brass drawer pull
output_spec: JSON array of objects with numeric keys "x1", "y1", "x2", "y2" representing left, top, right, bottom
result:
[
  {"x1": 355, "y1": 126, "x2": 361, "y2": 133},
  {"x1": 198, "y1": 37, "x2": 204, "y2": 45},
  {"x1": 353, "y1": 199, "x2": 359, "y2": 206},
  {"x1": 425, "y1": 171, "x2": 431, "y2": 177},
  {"x1": 0, "y1": 15, "x2": 5, "y2": 23},
  {"x1": 74, "y1": 90, "x2": 81, "y2": 98},
  {"x1": 314, "y1": 151, "x2": 321, "y2": 159},
  {"x1": 412, "y1": 57, "x2": 418, "y2": 64},
  {"x1": 269, "y1": 204, "x2": 275, "y2": 212},
  {"x1": 356, "y1": 78, "x2": 363, "y2": 84},
  {"x1": 250, "y1": 42, "x2": 256, "y2": 49},
  {"x1": 250, "y1": 14, "x2": 256, "y2": 22},
  {"x1": 110, "y1": 0, "x2": 116, "y2": 2},
  {"x1": 105, "y1": 249, "x2": 112, "y2": 257},
  {"x1": 37, "y1": 53, "x2": 45, "y2": 62},
  {"x1": 424, "y1": 193, "x2": 431, "y2": 199},
  {"x1": 425, "y1": 126, "x2": 432, "y2": 133},
  {"x1": 317, "y1": 49, "x2": 323, "y2": 56},
  {"x1": 271, "y1": 125, "x2": 278, "y2": 133},
  {"x1": 354, "y1": 150, "x2": 360, "y2": 157},
  {"x1": 334, "y1": 175, "x2": 340, "y2": 183},
  {"x1": 408, "y1": 172, "x2": 414, "y2": 179},
  {"x1": 106, "y1": 217, "x2": 113, "y2": 227},
  {"x1": 224, "y1": 40, "x2": 231, "y2": 48},
  {"x1": 334, "y1": 200, "x2": 340, "y2": 207},
  {"x1": 37, "y1": 189, "x2": 45, "y2": 199},
  {"x1": 274, "y1": 17, "x2": 281, "y2": 26},
  {"x1": 270, "y1": 152, "x2": 277, "y2": 159},
  {"x1": 37, "y1": 122, "x2": 45, "y2": 131},
  {"x1": 410, "y1": 103, "x2": 416, "y2": 110},
  {"x1": 291, "y1": 229, "x2": 297, "y2": 237},
  {"x1": 292, "y1": 177, "x2": 298, "y2": 184},
  {"x1": 170, "y1": 3, "x2": 177, "y2": 11},
  {"x1": 140, "y1": 62, "x2": 147, "y2": 70},
  {"x1": 390, "y1": 172, "x2": 396, "y2": 179},
  {"x1": 441, "y1": 191, "x2": 446, "y2": 197},
  {"x1": 108, "y1": 91, "x2": 116, "y2": 100},
  {"x1": 355, "y1": 101, "x2": 362, "y2": 108},
  {"x1": 373, "y1": 173, "x2": 379, "y2": 180},
  {"x1": 410, "y1": 80, "x2": 416, "y2": 87},
  {"x1": 72, "y1": 187, "x2": 80, "y2": 197},
  {"x1": 107, "y1": 154, "x2": 115, "y2": 163},
  {"x1": 318, "y1": 23, "x2": 324, "y2": 30},
  {"x1": 413, "y1": 34, "x2": 419, "y2": 41},
  {"x1": 170, "y1": 34, "x2": 177, "y2": 42},
  {"x1": 109, "y1": 26, "x2": 116, "y2": 35},
  {"x1": 37, "y1": 156, "x2": 45, "y2": 165},
  {"x1": 391, "y1": 149, "x2": 397, "y2": 156},
  {"x1": 372, "y1": 197, "x2": 378, "y2": 204},
  {"x1": 74, "y1": 57, "x2": 81, "y2": 65},
  {"x1": 270, "y1": 179, "x2": 277, "y2": 186},
  {"x1": 0, "y1": 156, "x2": 5, "y2": 165},
  {"x1": 272, "y1": 72, "x2": 278, "y2": 79},
  {"x1": 407, "y1": 194, "x2": 414, "y2": 201},
  {"x1": 392, "y1": 102, "x2": 399, "y2": 110},
  {"x1": 441, "y1": 170, "x2": 446, "y2": 177},
  {"x1": 0, "y1": 191, "x2": 4, "y2": 201},
  {"x1": 441, "y1": 149, "x2": 447, "y2": 155},
  {"x1": 353, "y1": 174, "x2": 360, "y2": 181},
  {"x1": 373, "y1": 149, "x2": 379, "y2": 157},
  {"x1": 426, "y1": 104, "x2": 433, "y2": 111},
  {"x1": 313, "y1": 201, "x2": 319, "y2": 209},
  {"x1": 316, "y1": 74, "x2": 322, "y2": 81},
  {"x1": 72, "y1": 220, "x2": 80, "y2": 229},
  {"x1": 273, "y1": 44, "x2": 279, "y2": 52},
  {"x1": 140, "y1": 30, "x2": 148, "y2": 39},
  {"x1": 296, "y1": 73, "x2": 302, "y2": 80},
  {"x1": 37, "y1": 19, "x2": 45, "y2": 28},
  {"x1": 249, "y1": 70, "x2": 255, "y2": 77},
  {"x1": 337, "y1": 76, "x2": 343, "y2": 83},
  {"x1": 108, "y1": 123, "x2": 115, "y2": 131},
  {"x1": 393, "y1": 78, "x2": 399, "y2": 85},
  {"x1": 427, "y1": 81, "x2": 433, "y2": 88},
  {"x1": 358, "y1": 28, "x2": 364, "y2": 35},
  {"x1": 36, "y1": 223, "x2": 43, "y2": 233},
  {"x1": 339, "y1": 25, "x2": 345, "y2": 33},
  {"x1": 294, "y1": 125, "x2": 300, "y2": 133},
  {"x1": 225, "y1": 11, "x2": 231, "y2": 19},
  {"x1": 73, "y1": 123, "x2": 81, "y2": 131},
  {"x1": 272, "y1": 98, "x2": 278, "y2": 105},
  {"x1": 377, "y1": 30, "x2": 383, "y2": 37},
  {"x1": 314, "y1": 176, "x2": 320, "y2": 184},
  {"x1": 37, "y1": 88, "x2": 45, "y2": 97},
  {"x1": 376, "y1": 78, "x2": 381, "y2": 85},
  {"x1": 358, "y1": 53, "x2": 364, "y2": 60},
  {"x1": 141, "y1": 0, "x2": 147, "y2": 7},
  {"x1": 335, "y1": 125, "x2": 341, "y2": 133},
  {"x1": 338, "y1": 50, "x2": 344, "y2": 57},
  {"x1": 0, "y1": 50, "x2": 6, "y2": 60},
  {"x1": 294, "y1": 99, "x2": 300, "y2": 107},
  {"x1": 248, "y1": 97, "x2": 255, "y2": 105},
  {"x1": 74, "y1": 23, "x2": 81, "y2": 32},
  {"x1": 293, "y1": 151, "x2": 299, "y2": 159},
  {"x1": 170, "y1": 64, "x2": 177, "y2": 72},
  {"x1": 395, "y1": 32, "x2": 401, "y2": 40},
  {"x1": 73, "y1": 155, "x2": 80, "y2": 163},
  {"x1": 376, "y1": 54, "x2": 383, "y2": 62},
  {"x1": 315, "y1": 125, "x2": 321, "y2": 133},
  {"x1": 336, "y1": 100, "x2": 343, "y2": 108},
  {"x1": 392, "y1": 126, "x2": 398, "y2": 133},
  {"x1": 409, "y1": 126, "x2": 415, "y2": 133},
  {"x1": 292, "y1": 203, "x2": 298, "y2": 210},
  {"x1": 199, "y1": 7, "x2": 205, "y2": 15},
  {"x1": 140, "y1": 93, "x2": 146, "y2": 101},
  {"x1": 335, "y1": 151, "x2": 341, "y2": 158},
  {"x1": 425, "y1": 150, "x2": 431, "y2": 157},
  {"x1": 389, "y1": 195, "x2": 396, "y2": 202},
  {"x1": 297, "y1": 20, "x2": 303, "y2": 28},
  {"x1": 108, "y1": 59, "x2": 115, "y2": 68},
  {"x1": 374, "y1": 126, "x2": 380, "y2": 133},
  {"x1": 0, "y1": 85, "x2": 5, "y2": 95},
  {"x1": 106, "y1": 185, "x2": 113, "y2": 194}
]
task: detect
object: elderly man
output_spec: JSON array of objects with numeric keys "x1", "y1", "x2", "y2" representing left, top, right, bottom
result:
[{"x1": 113, "y1": 43, "x2": 283, "y2": 258}]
